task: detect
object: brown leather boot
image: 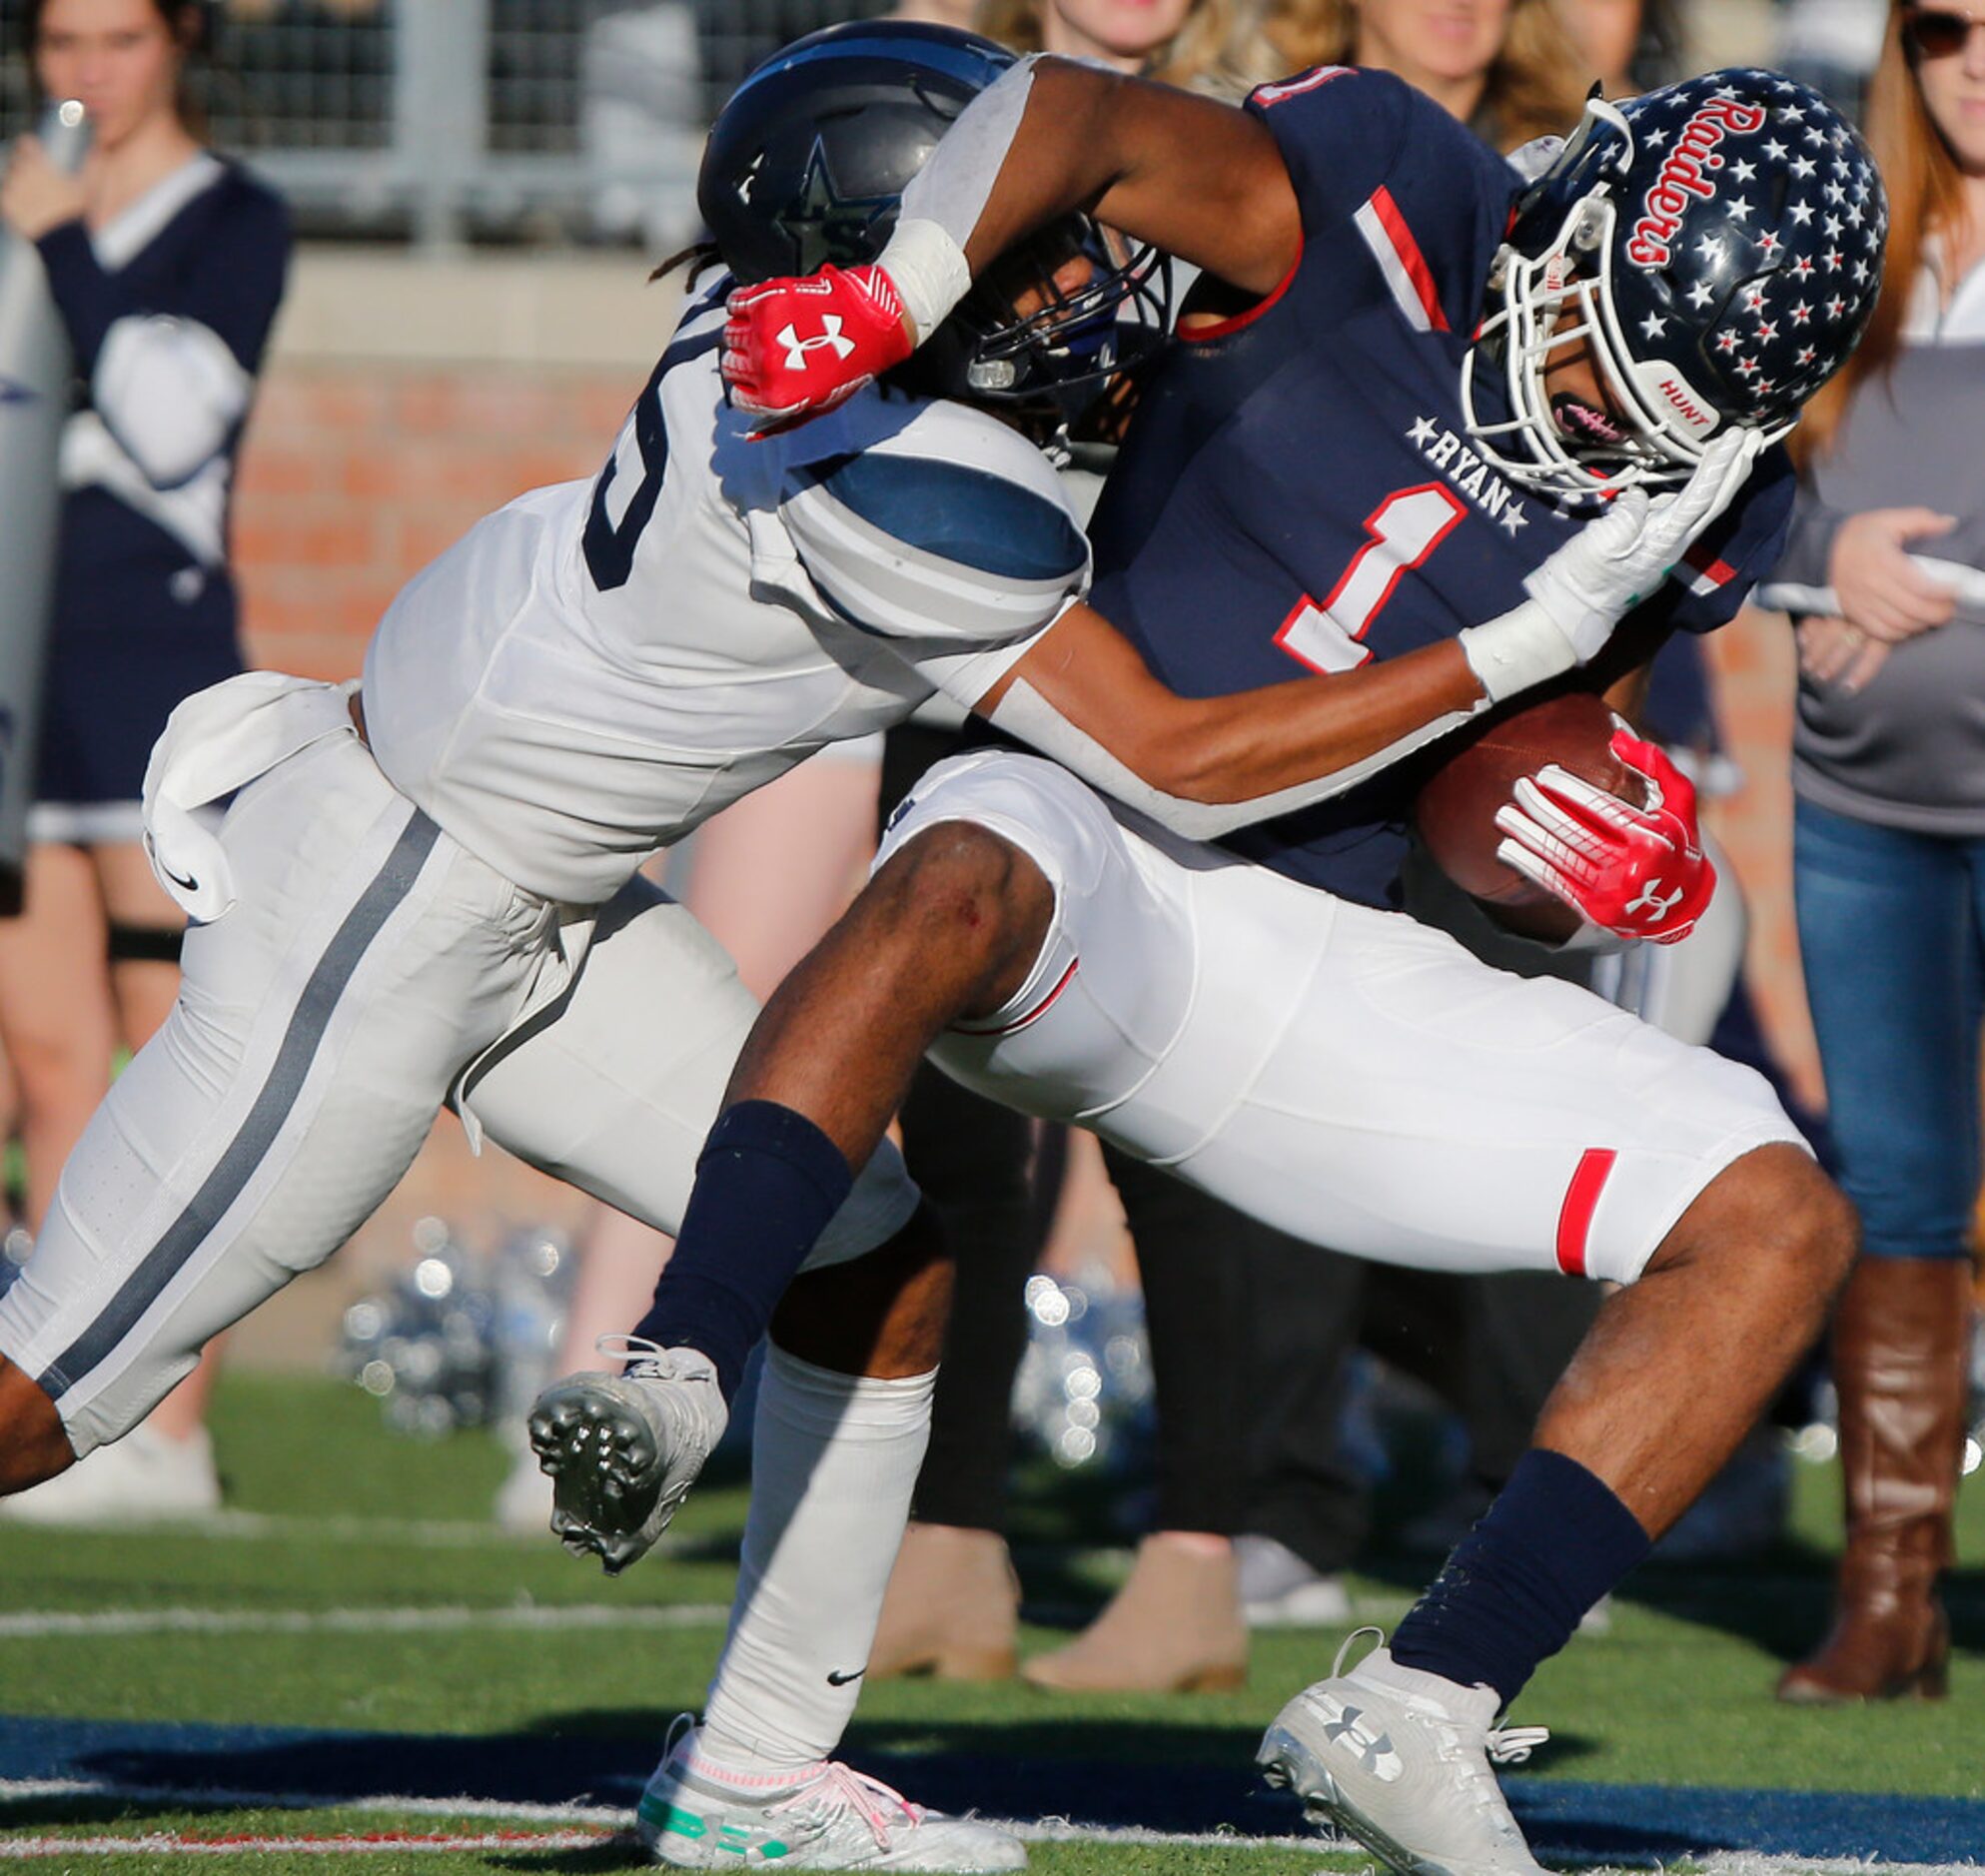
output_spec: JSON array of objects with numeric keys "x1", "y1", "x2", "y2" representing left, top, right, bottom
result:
[
  {"x1": 1777, "y1": 1256, "x2": 1973, "y2": 1704},
  {"x1": 867, "y1": 1522, "x2": 1020, "y2": 1681},
  {"x1": 1021, "y1": 1532, "x2": 1248, "y2": 1693}
]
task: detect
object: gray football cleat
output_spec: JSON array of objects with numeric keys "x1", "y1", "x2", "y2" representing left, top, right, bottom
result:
[
  {"x1": 1257, "y1": 1631, "x2": 1549, "y2": 1876},
  {"x1": 638, "y1": 1720, "x2": 1027, "y2": 1870},
  {"x1": 528, "y1": 1341, "x2": 726, "y2": 1574}
]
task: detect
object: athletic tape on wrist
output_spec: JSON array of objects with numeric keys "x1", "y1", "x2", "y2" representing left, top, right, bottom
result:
[
  {"x1": 1459, "y1": 599, "x2": 1579, "y2": 705},
  {"x1": 874, "y1": 219, "x2": 972, "y2": 342}
]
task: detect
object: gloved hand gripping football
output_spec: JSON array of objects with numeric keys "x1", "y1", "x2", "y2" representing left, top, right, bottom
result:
[{"x1": 1492, "y1": 726, "x2": 1715, "y2": 943}]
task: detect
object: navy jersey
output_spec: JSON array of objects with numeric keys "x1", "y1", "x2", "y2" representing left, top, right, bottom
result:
[
  {"x1": 31, "y1": 155, "x2": 290, "y2": 814},
  {"x1": 1086, "y1": 68, "x2": 1793, "y2": 909},
  {"x1": 37, "y1": 155, "x2": 291, "y2": 619}
]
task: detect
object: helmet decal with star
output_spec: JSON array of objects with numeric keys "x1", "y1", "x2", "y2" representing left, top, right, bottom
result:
[
  {"x1": 767, "y1": 137, "x2": 899, "y2": 278},
  {"x1": 1462, "y1": 68, "x2": 1886, "y2": 506}
]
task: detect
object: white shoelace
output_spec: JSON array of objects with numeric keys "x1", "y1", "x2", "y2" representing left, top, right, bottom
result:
[
  {"x1": 594, "y1": 1333, "x2": 671, "y2": 1371},
  {"x1": 1485, "y1": 1725, "x2": 1550, "y2": 1765}
]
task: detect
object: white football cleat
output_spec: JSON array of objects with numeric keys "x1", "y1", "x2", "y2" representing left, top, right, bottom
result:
[
  {"x1": 0, "y1": 1424, "x2": 221, "y2": 1525},
  {"x1": 1257, "y1": 1632, "x2": 1549, "y2": 1876},
  {"x1": 638, "y1": 1721, "x2": 1026, "y2": 1870},
  {"x1": 527, "y1": 1341, "x2": 726, "y2": 1573}
]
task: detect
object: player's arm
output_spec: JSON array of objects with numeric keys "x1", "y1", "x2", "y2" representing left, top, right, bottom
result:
[
  {"x1": 910, "y1": 60, "x2": 1298, "y2": 299},
  {"x1": 722, "y1": 60, "x2": 1299, "y2": 425},
  {"x1": 969, "y1": 435, "x2": 1759, "y2": 839},
  {"x1": 976, "y1": 602, "x2": 1484, "y2": 833}
]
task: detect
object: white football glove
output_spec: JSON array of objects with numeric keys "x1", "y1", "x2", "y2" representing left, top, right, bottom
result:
[
  {"x1": 1459, "y1": 428, "x2": 1763, "y2": 704},
  {"x1": 1525, "y1": 427, "x2": 1764, "y2": 663}
]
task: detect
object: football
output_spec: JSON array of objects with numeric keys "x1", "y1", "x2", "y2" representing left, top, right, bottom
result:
[{"x1": 1415, "y1": 689, "x2": 1640, "y2": 940}]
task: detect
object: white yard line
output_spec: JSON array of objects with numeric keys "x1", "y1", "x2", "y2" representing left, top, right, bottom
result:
[
  {"x1": 0, "y1": 1602, "x2": 731, "y2": 1638},
  {"x1": 0, "y1": 1782, "x2": 626, "y2": 1826},
  {"x1": 0, "y1": 1508, "x2": 714, "y2": 1553},
  {"x1": 1, "y1": 1782, "x2": 1978, "y2": 1874},
  {"x1": 0, "y1": 1829, "x2": 615, "y2": 1857}
]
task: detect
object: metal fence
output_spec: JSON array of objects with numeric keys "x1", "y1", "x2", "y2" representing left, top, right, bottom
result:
[{"x1": 2, "y1": 0, "x2": 889, "y2": 247}]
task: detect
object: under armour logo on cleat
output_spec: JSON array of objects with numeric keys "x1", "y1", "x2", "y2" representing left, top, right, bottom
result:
[
  {"x1": 777, "y1": 316, "x2": 857, "y2": 372},
  {"x1": 1323, "y1": 1702, "x2": 1404, "y2": 1780},
  {"x1": 1624, "y1": 877, "x2": 1684, "y2": 920}
]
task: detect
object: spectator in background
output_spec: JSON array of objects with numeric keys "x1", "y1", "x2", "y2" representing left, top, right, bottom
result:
[
  {"x1": 1554, "y1": 0, "x2": 1682, "y2": 92},
  {"x1": 978, "y1": 0, "x2": 1275, "y2": 88},
  {"x1": 1767, "y1": 0, "x2": 1985, "y2": 1705},
  {"x1": 1774, "y1": 0, "x2": 1890, "y2": 117},
  {"x1": 0, "y1": 0, "x2": 289, "y2": 1521},
  {"x1": 1263, "y1": 0, "x2": 1585, "y2": 147}
]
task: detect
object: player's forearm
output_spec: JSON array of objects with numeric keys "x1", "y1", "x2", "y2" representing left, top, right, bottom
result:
[
  {"x1": 988, "y1": 639, "x2": 1493, "y2": 840},
  {"x1": 1165, "y1": 641, "x2": 1489, "y2": 806}
]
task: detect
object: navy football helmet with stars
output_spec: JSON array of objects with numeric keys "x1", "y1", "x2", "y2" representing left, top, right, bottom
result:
[
  {"x1": 696, "y1": 20, "x2": 1170, "y2": 421},
  {"x1": 1464, "y1": 68, "x2": 1886, "y2": 504}
]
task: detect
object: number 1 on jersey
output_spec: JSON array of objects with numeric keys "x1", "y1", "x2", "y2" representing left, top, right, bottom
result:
[{"x1": 1275, "y1": 483, "x2": 1467, "y2": 674}]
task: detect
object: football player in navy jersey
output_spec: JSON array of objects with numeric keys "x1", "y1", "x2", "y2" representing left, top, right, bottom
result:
[
  {"x1": 542, "y1": 53, "x2": 1889, "y2": 1876},
  {"x1": 0, "y1": 24, "x2": 1760, "y2": 1872}
]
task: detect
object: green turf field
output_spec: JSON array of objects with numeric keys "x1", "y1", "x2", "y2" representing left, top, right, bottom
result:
[{"x1": 0, "y1": 1371, "x2": 1978, "y2": 1873}]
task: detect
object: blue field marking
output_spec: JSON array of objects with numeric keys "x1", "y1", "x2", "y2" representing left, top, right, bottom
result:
[{"x1": 3, "y1": 1715, "x2": 1982, "y2": 1866}]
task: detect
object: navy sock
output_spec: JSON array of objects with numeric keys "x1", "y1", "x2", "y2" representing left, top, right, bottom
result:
[
  {"x1": 629, "y1": 1100, "x2": 853, "y2": 1403},
  {"x1": 1390, "y1": 1448, "x2": 1650, "y2": 1704}
]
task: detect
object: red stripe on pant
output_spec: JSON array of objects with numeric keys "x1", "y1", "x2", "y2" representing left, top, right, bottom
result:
[{"x1": 1555, "y1": 1147, "x2": 1617, "y2": 1277}]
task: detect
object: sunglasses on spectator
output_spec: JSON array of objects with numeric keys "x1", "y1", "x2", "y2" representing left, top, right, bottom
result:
[{"x1": 1903, "y1": 4, "x2": 1985, "y2": 59}]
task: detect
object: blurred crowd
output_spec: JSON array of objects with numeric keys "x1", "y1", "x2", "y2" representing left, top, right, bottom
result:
[{"x1": 0, "y1": 0, "x2": 1979, "y2": 1714}]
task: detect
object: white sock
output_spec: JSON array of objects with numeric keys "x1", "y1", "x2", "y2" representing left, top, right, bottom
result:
[{"x1": 698, "y1": 1345, "x2": 935, "y2": 1773}]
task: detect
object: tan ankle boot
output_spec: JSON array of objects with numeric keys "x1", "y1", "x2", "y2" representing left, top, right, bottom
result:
[
  {"x1": 1777, "y1": 1257, "x2": 1973, "y2": 1704},
  {"x1": 867, "y1": 1523, "x2": 1019, "y2": 1681},
  {"x1": 1022, "y1": 1533, "x2": 1248, "y2": 1693}
]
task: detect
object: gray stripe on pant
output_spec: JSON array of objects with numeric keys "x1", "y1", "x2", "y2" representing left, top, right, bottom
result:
[{"x1": 39, "y1": 809, "x2": 445, "y2": 1402}]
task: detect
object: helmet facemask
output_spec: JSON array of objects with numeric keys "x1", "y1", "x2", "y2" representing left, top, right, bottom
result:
[
  {"x1": 1463, "y1": 95, "x2": 1794, "y2": 510},
  {"x1": 901, "y1": 216, "x2": 1173, "y2": 442}
]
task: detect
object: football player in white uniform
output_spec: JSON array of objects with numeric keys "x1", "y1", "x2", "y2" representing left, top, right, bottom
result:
[
  {"x1": 538, "y1": 42, "x2": 1882, "y2": 1876},
  {"x1": 0, "y1": 24, "x2": 1757, "y2": 1873}
]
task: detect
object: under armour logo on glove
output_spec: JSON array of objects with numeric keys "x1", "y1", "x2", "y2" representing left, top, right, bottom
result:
[
  {"x1": 775, "y1": 316, "x2": 857, "y2": 372},
  {"x1": 1492, "y1": 724, "x2": 1715, "y2": 944},
  {"x1": 1623, "y1": 877, "x2": 1686, "y2": 921},
  {"x1": 722, "y1": 264, "x2": 914, "y2": 436}
]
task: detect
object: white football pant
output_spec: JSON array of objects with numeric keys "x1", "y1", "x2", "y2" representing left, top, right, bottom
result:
[
  {"x1": 876, "y1": 750, "x2": 1804, "y2": 1290},
  {"x1": 0, "y1": 712, "x2": 915, "y2": 1456}
]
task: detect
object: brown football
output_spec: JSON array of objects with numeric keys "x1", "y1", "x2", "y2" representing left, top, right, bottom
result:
[{"x1": 1415, "y1": 690, "x2": 1640, "y2": 941}]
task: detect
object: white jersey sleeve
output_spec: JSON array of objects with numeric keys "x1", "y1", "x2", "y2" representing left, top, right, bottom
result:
[{"x1": 768, "y1": 400, "x2": 1091, "y2": 709}]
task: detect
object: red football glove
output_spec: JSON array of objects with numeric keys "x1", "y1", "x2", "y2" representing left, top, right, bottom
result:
[
  {"x1": 720, "y1": 265, "x2": 915, "y2": 434},
  {"x1": 1492, "y1": 727, "x2": 1715, "y2": 944}
]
